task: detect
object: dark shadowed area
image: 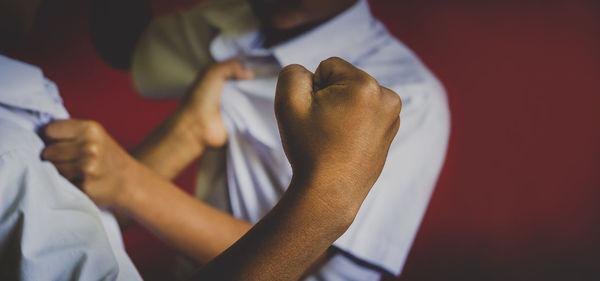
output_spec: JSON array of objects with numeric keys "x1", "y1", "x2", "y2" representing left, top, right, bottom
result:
[{"x1": 3, "y1": 0, "x2": 599, "y2": 280}]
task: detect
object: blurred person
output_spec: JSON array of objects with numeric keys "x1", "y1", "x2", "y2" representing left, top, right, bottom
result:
[
  {"x1": 0, "y1": 1, "x2": 402, "y2": 280},
  {"x1": 0, "y1": 2, "x2": 142, "y2": 280},
  {"x1": 0, "y1": 55, "x2": 141, "y2": 280},
  {"x1": 90, "y1": 0, "x2": 451, "y2": 279}
]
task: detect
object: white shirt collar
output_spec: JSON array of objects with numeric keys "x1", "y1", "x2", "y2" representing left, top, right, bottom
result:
[
  {"x1": 207, "y1": 0, "x2": 376, "y2": 72},
  {"x1": 270, "y1": 0, "x2": 375, "y2": 71},
  {"x1": 0, "y1": 55, "x2": 69, "y2": 119}
]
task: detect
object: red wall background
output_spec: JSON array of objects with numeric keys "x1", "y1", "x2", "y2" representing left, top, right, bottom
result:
[{"x1": 4, "y1": 0, "x2": 600, "y2": 280}]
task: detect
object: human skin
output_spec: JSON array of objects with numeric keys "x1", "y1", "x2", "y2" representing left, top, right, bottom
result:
[
  {"x1": 43, "y1": 58, "x2": 354, "y2": 271},
  {"x1": 130, "y1": 59, "x2": 254, "y2": 180},
  {"x1": 2, "y1": 1, "x2": 403, "y2": 280},
  {"x1": 42, "y1": 60, "x2": 256, "y2": 265},
  {"x1": 247, "y1": 0, "x2": 357, "y2": 47},
  {"x1": 42, "y1": 57, "x2": 402, "y2": 281}
]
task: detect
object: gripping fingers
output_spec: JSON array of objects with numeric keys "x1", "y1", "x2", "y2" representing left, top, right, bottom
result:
[
  {"x1": 43, "y1": 119, "x2": 95, "y2": 141},
  {"x1": 42, "y1": 141, "x2": 82, "y2": 162},
  {"x1": 207, "y1": 59, "x2": 255, "y2": 81},
  {"x1": 51, "y1": 161, "x2": 83, "y2": 182}
]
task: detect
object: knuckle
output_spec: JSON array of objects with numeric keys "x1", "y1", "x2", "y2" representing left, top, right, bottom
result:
[
  {"x1": 81, "y1": 159, "x2": 99, "y2": 177},
  {"x1": 317, "y1": 57, "x2": 343, "y2": 73},
  {"x1": 280, "y1": 64, "x2": 305, "y2": 76},
  {"x1": 322, "y1": 56, "x2": 344, "y2": 66},
  {"x1": 277, "y1": 64, "x2": 310, "y2": 94},
  {"x1": 83, "y1": 120, "x2": 103, "y2": 137},
  {"x1": 82, "y1": 142, "x2": 101, "y2": 157},
  {"x1": 380, "y1": 87, "x2": 402, "y2": 116},
  {"x1": 353, "y1": 76, "x2": 380, "y2": 99},
  {"x1": 390, "y1": 93, "x2": 402, "y2": 114}
]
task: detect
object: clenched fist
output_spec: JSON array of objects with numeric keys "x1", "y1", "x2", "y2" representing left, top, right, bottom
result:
[
  {"x1": 41, "y1": 119, "x2": 136, "y2": 208},
  {"x1": 275, "y1": 57, "x2": 401, "y2": 208}
]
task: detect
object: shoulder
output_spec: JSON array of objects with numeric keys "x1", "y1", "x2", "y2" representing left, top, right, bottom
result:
[
  {"x1": 0, "y1": 120, "x2": 58, "y2": 198},
  {"x1": 0, "y1": 142, "x2": 121, "y2": 281},
  {"x1": 351, "y1": 28, "x2": 451, "y2": 142},
  {"x1": 0, "y1": 121, "x2": 104, "y2": 232},
  {"x1": 353, "y1": 27, "x2": 439, "y2": 93},
  {"x1": 356, "y1": 31, "x2": 448, "y2": 113},
  {"x1": 0, "y1": 120, "x2": 44, "y2": 158}
]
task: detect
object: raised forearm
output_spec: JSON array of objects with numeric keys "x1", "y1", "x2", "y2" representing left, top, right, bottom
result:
[
  {"x1": 118, "y1": 160, "x2": 251, "y2": 264},
  {"x1": 194, "y1": 58, "x2": 402, "y2": 281},
  {"x1": 193, "y1": 180, "x2": 356, "y2": 281}
]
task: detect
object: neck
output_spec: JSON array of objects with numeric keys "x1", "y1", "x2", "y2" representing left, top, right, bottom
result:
[
  {"x1": 261, "y1": 0, "x2": 358, "y2": 48},
  {"x1": 262, "y1": 22, "x2": 320, "y2": 48}
]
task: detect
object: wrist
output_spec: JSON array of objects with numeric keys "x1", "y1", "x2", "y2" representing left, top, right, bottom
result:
[
  {"x1": 114, "y1": 156, "x2": 146, "y2": 212},
  {"x1": 167, "y1": 107, "x2": 206, "y2": 154},
  {"x1": 286, "y1": 176, "x2": 361, "y2": 233},
  {"x1": 132, "y1": 106, "x2": 206, "y2": 177}
]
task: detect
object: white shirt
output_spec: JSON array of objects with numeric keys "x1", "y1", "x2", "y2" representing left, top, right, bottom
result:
[
  {"x1": 132, "y1": 0, "x2": 451, "y2": 279},
  {"x1": 0, "y1": 55, "x2": 142, "y2": 281}
]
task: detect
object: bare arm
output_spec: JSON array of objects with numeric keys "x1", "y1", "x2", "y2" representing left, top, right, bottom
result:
[
  {"x1": 128, "y1": 106, "x2": 205, "y2": 181},
  {"x1": 42, "y1": 119, "x2": 333, "y2": 269},
  {"x1": 41, "y1": 118, "x2": 250, "y2": 265},
  {"x1": 42, "y1": 57, "x2": 401, "y2": 281},
  {"x1": 41, "y1": 59, "x2": 255, "y2": 262},
  {"x1": 130, "y1": 60, "x2": 253, "y2": 180},
  {"x1": 195, "y1": 180, "x2": 354, "y2": 281},
  {"x1": 119, "y1": 158, "x2": 252, "y2": 264},
  {"x1": 194, "y1": 58, "x2": 402, "y2": 281}
]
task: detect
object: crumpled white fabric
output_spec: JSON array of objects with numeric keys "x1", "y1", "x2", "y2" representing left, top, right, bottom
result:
[{"x1": 0, "y1": 55, "x2": 142, "y2": 281}]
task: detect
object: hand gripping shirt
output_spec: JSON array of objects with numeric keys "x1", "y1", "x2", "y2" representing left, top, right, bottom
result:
[
  {"x1": 0, "y1": 55, "x2": 142, "y2": 281},
  {"x1": 132, "y1": 0, "x2": 451, "y2": 279}
]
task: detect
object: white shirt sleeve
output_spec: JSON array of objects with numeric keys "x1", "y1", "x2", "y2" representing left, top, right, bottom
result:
[
  {"x1": 0, "y1": 149, "x2": 122, "y2": 281},
  {"x1": 332, "y1": 76, "x2": 451, "y2": 276}
]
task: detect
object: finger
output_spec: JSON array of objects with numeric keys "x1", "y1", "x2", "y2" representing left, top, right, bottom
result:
[
  {"x1": 387, "y1": 116, "x2": 401, "y2": 144},
  {"x1": 42, "y1": 119, "x2": 89, "y2": 141},
  {"x1": 380, "y1": 87, "x2": 402, "y2": 144},
  {"x1": 50, "y1": 161, "x2": 82, "y2": 181},
  {"x1": 313, "y1": 57, "x2": 367, "y2": 89},
  {"x1": 210, "y1": 59, "x2": 255, "y2": 80},
  {"x1": 381, "y1": 86, "x2": 402, "y2": 116},
  {"x1": 42, "y1": 140, "x2": 81, "y2": 162},
  {"x1": 275, "y1": 64, "x2": 314, "y2": 120}
]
